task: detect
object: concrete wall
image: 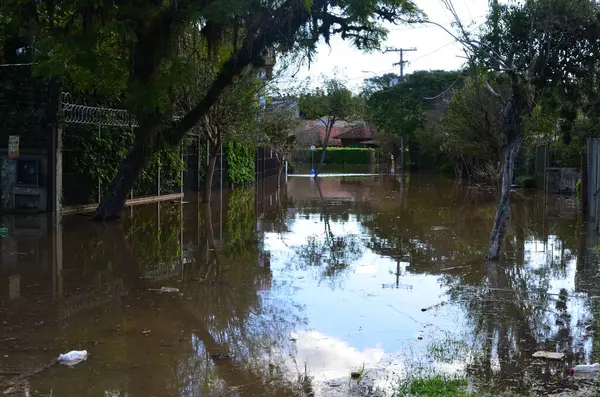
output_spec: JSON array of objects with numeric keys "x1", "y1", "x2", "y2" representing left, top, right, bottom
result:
[{"x1": 546, "y1": 167, "x2": 580, "y2": 195}]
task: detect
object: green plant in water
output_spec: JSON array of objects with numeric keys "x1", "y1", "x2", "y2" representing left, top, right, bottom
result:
[
  {"x1": 399, "y1": 375, "x2": 468, "y2": 396},
  {"x1": 391, "y1": 374, "x2": 526, "y2": 397},
  {"x1": 350, "y1": 363, "x2": 366, "y2": 384}
]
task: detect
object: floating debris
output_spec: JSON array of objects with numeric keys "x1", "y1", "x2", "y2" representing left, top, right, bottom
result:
[
  {"x1": 421, "y1": 301, "x2": 447, "y2": 312},
  {"x1": 210, "y1": 354, "x2": 233, "y2": 361},
  {"x1": 532, "y1": 351, "x2": 565, "y2": 360},
  {"x1": 58, "y1": 350, "x2": 88, "y2": 366},
  {"x1": 148, "y1": 287, "x2": 180, "y2": 293}
]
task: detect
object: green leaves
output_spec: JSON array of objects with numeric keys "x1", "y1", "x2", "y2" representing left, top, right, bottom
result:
[
  {"x1": 366, "y1": 70, "x2": 461, "y2": 139},
  {"x1": 226, "y1": 140, "x2": 256, "y2": 186},
  {"x1": 299, "y1": 77, "x2": 361, "y2": 123}
]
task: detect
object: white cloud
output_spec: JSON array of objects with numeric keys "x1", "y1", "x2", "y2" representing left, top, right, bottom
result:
[{"x1": 280, "y1": 0, "x2": 490, "y2": 91}]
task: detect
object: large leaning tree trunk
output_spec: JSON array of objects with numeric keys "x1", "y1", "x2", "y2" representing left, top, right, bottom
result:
[
  {"x1": 487, "y1": 84, "x2": 532, "y2": 260},
  {"x1": 93, "y1": 4, "x2": 307, "y2": 221},
  {"x1": 93, "y1": 122, "x2": 160, "y2": 221}
]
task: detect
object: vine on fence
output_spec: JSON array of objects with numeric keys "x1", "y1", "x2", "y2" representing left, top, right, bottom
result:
[
  {"x1": 72, "y1": 125, "x2": 185, "y2": 201},
  {"x1": 226, "y1": 140, "x2": 256, "y2": 186}
]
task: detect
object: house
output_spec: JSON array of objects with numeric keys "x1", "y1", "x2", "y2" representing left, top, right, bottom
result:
[
  {"x1": 335, "y1": 123, "x2": 377, "y2": 148},
  {"x1": 295, "y1": 120, "x2": 348, "y2": 148}
]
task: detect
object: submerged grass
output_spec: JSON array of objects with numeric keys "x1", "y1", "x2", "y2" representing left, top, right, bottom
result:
[
  {"x1": 391, "y1": 375, "x2": 523, "y2": 397},
  {"x1": 393, "y1": 375, "x2": 468, "y2": 396}
]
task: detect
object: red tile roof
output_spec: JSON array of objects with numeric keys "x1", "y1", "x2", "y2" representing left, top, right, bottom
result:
[
  {"x1": 296, "y1": 120, "x2": 348, "y2": 147},
  {"x1": 335, "y1": 123, "x2": 376, "y2": 140}
]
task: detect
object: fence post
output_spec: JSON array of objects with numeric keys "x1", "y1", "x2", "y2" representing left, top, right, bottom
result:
[
  {"x1": 52, "y1": 123, "x2": 63, "y2": 214},
  {"x1": 157, "y1": 153, "x2": 161, "y2": 197},
  {"x1": 180, "y1": 142, "x2": 184, "y2": 196},
  {"x1": 197, "y1": 135, "x2": 201, "y2": 192},
  {"x1": 97, "y1": 124, "x2": 102, "y2": 203},
  {"x1": 581, "y1": 146, "x2": 588, "y2": 217}
]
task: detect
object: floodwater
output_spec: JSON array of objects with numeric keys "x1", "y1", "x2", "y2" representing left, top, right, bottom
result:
[{"x1": 0, "y1": 173, "x2": 599, "y2": 396}]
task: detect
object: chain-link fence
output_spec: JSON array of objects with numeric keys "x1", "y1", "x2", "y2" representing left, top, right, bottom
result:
[{"x1": 60, "y1": 93, "x2": 184, "y2": 207}]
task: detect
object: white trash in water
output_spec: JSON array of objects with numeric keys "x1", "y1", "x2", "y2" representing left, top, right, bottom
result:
[
  {"x1": 58, "y1": 350, "x2": 88, "y2": 366},
  {"x1": 569, "y1": 363, "x2": 600, "y2": 374}
]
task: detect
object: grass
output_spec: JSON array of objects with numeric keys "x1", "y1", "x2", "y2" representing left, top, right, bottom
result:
[
  {"x1": 395, "y1": 375, "x2": 469, "y2": 396},
  {"x1": 391, "y1": 375, "x2": 524, "y2": 397}
]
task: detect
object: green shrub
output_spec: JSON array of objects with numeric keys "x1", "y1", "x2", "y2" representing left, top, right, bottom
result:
[
  {"x1": 516, "y1": 175, "x2": 536, "y2": 189},
  {"x1": 439, "y1": 162, "x2": 454, "y2": 174},
  {"x1": 293, "y1": 147, "x2": 374, "y2": 164}
]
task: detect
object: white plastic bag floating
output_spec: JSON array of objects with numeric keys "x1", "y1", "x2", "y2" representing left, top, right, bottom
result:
[
  {"x1": 148, "y1": 287, "x2": 180, "y2": 293},
  {"x1": 57, "y1": 350, "x2": 88, "y2": 366}
]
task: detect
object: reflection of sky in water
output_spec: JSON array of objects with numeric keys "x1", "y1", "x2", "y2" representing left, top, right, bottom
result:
[
  {"x1": 264, "y1": 213, "x2": 467, "y2": 385},
  {"x1": 263, "y1": 208, "x2": 591, "y2": 391},
  {"x1": 523, "y1": 236, "x2": 593, "y2": 361}
]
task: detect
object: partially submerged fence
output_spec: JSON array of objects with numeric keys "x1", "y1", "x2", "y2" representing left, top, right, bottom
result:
[
  {"x1": 60, "y1": 93, "x2": 184, "y2": 209},
  {"x1": 59, "y1": 93, "x2": 281, "y2": 212},
  {"x1": 586, "y1": 138, "x2": 600, "y2": 233}
]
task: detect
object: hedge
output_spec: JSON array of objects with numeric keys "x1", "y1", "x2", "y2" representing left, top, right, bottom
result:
[{"x1": 293, "y1": 147, "x2": 375, "y2": 164}]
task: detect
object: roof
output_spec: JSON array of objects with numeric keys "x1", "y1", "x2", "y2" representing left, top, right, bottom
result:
[
  {"x1": 335, "y1": 123, "x2": 376, "y2": 140},
  {"x1": 295, "y1": 120, "x2": 347, "y2": 147}
]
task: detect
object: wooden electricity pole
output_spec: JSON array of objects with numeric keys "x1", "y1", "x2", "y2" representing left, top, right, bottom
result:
[{"x1": 385, "y1": 47, "x2": 417, "y2": 171}]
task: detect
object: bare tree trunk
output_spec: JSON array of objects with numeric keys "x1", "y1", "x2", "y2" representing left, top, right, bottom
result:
[
  {"x1": 277, "y1": 156, "x2": 285, "y2": 188},
  {"x1": 400, "y1": 134, "x2": 407, "y2": 171},
  {"x1": 487, "y1": 87, "x2": 530, "y2": 260},
  {"x1": 203, "y1": 141, "x2": 219, "y2": 203},
  {"x1": 315, "y1": 123, "x2": 333, "y2": 178}
]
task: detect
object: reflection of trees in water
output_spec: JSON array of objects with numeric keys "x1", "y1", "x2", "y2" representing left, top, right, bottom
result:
[
  {"x1": 123, "y1": 202, "x2": 183, "y2": 279},
  {"x1": 287, "y1": 181, "x2": 365, "y2": 283},
  {"x1": 52, "y1": 187, "x2": 309, "y2": 396},
  {"x1": 172, "y1": 190, "x2": 308, "y2": 396},
  {"x1": 358, "y1": 181, "x2": 586, "y2": 395},
  {"x1": 442, "y1": 260, "x2": 590, "y2": 395},
  {"x1": 261, "y1": 185, "x2": 295, "y2": 236}
]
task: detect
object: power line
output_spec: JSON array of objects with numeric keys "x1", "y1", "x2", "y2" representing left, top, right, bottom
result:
[
  {"x1": 410, "y1": 39, "x2": 458, "y2": 63},
  {"x1": 409, "y1": 19, "x2": 484, "y2": 64},
  {"x1": 348, "y1": 67, "x2": 398, "y2": 81},
  {"x1": 387, "y1": 14, "x2": 485, "y2": 32}
]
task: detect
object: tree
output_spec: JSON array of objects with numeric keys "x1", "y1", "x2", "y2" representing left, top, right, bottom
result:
[
  {"x1": 259, "y1": 107, "x2": 300, "y2": 184},
  {"x1": 182, "y1": 69, "x2": 262, "y2": 203},
  {"x1": 366, "y1": 70, "x2": 462, "y2": 170},
  {"x1": 299, "y1": 77, "x2": 359, "y2": 177},
  {"x1": 361, "y1": 72, "x2": 399, "y2": 97},
  {"x1": 8, "y1": 0, "x2": 423, "y2": 219},
  {"x1": 439, "y1": 73, "x2": 509, "y2": 184},
  {"x1": 435, "y1": 0, "x2": 600, "y2": 259}
]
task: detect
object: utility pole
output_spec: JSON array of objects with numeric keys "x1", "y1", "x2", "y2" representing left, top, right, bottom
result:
[
  {"x1": 385, "y1": 47, "x2": 417, "y2": 81},
  {"x1": 385, "y1": 47, "x2": 416, "y2": 172}
]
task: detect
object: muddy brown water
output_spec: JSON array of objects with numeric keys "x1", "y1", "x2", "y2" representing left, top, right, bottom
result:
[{"x1": 0, "y1": 174, "x2": 598, "y2": 396}]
